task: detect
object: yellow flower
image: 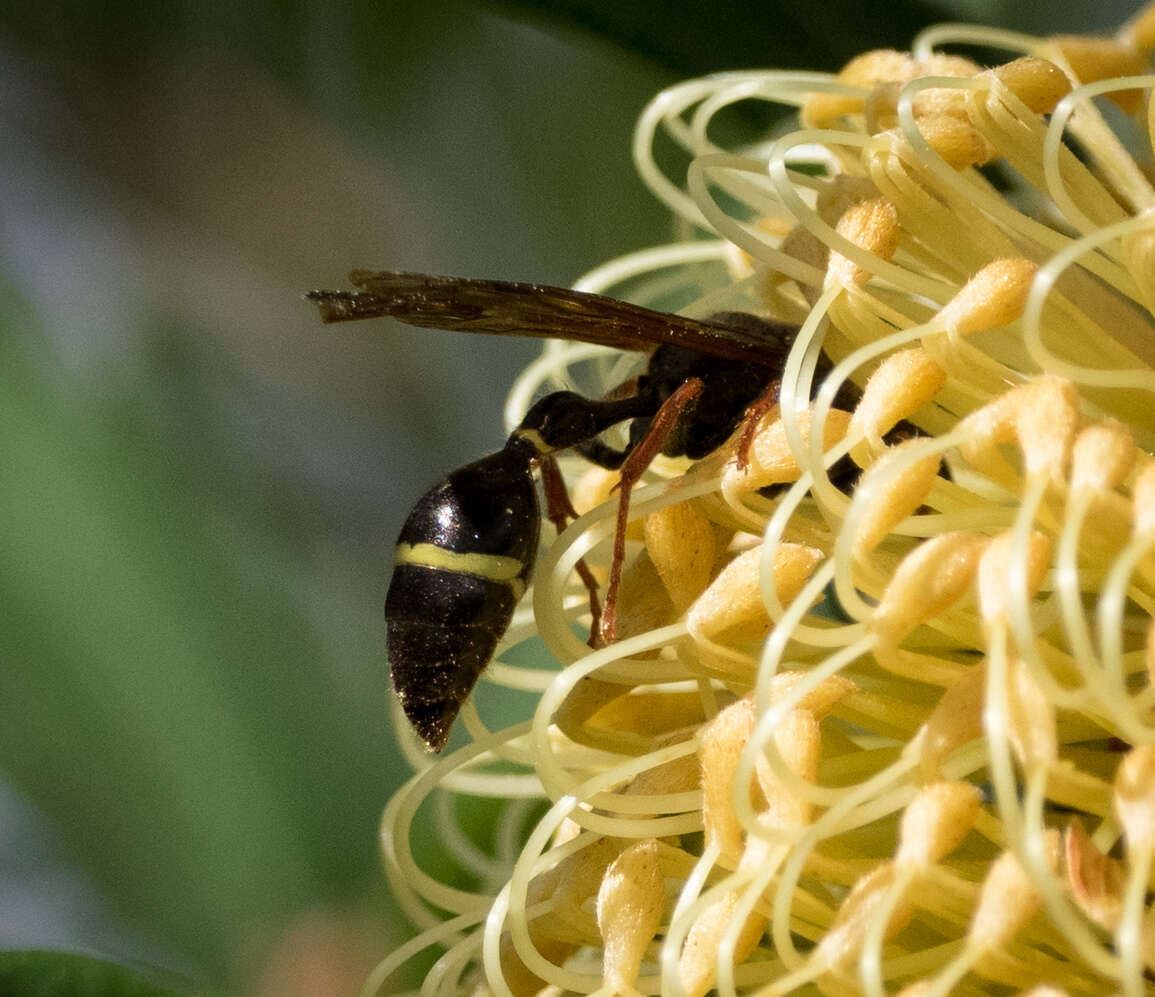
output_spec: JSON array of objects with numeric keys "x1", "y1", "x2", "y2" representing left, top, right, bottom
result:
[{"x1": 371, "y1": 7, "x2": 1155, "y2": 996}]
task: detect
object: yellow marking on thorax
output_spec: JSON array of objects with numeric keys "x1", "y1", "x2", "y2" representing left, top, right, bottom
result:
[
  {"x1": 395, "y1": 542, "x2": 526, "y2": 589},
  {"x1": 514, "y1": 427, "x2": 552, "y2": 454}
]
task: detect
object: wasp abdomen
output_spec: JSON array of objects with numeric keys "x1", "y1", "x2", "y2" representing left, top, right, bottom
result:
[
  {"x1": 386, "y1": 567, "x2": 521, "y2": 751},
  {"x1": 385, "y1": 444, "x2": 540, "y2": 752}
]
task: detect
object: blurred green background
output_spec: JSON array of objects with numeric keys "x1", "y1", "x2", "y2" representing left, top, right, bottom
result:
[{"x1": 0, "y1": 0, "x2": 1138, "y2": 993}]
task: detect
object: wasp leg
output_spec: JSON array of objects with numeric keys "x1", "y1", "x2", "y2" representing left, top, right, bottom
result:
[
  {"x1": 538, "y1": 454, "x2": 603, "y2": 639},
  {"x1": 599, "y1": 377, "x2": 705, "y2": 646},
  {"x1": 734, "y1": 378, "x2": 781, "y2": 472}
]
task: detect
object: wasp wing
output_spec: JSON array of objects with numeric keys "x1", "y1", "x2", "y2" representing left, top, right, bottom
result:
[{"x1": 307, "y1": 270, "x2": 792, "y2": 364}]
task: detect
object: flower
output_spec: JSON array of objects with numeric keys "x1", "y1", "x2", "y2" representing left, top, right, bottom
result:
[{"x1": 373, "y1": 7, "x2": 1155, "y2": 996}]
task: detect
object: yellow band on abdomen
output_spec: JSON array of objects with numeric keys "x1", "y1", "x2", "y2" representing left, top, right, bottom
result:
[{"x1": 395, "y1": 542, "x2": 525, "y2": 583}]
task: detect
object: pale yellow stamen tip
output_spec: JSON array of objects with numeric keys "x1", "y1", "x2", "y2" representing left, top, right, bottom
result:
[
  {"x1": 977, "y1": 531, "x2": 1052, "y2": 625},
  {"x1": 1070, "y1": 420, "x2": 1135, "y2": 493},
  {"x1": 1014, "y1": 375, "x2": 1080, "y2": 479},
  {"x1": 767, "y1": 670, "x2": 856, "y2": 718},
  {"x1": 990, "y1": 57, "x2": 1072, "y2": 114},
  {"x1": 826, "y1": 198, "x2": 900, "y2": 289},
  {"x1": 849, "y1": 347, "x2": 946, "y2": 445},
  {"x1": 916, "y1": 114, "x2": 994, "y2": 170},
  {"x1": 788, "y1": 176, "x2": 883, "y2": 291},
  {"x1": 678, "y1": 892, "x2": 764, "y2": 997},
  {"x1": 644, "y1": 500, "x2": 715, "y2": 612},
  {"x1": 753, "y1": 707, "x2": 821, "y2": 831},
  {"x1": 699, "y1": 697, "x2": 755, "y2": 857},
  {"x1": 895, "y1": 780, "x2": 982, "y2": 867},
  {"x1": 815, "y1": 863, "x2": 912, "y2": 971},
  {"x1": 802, "y1": 49, "x2": 918, "y2": 125},
  {"x1": 872, "y1": 532, "x2": 989, "y2": 648},
  {"x1": 723, "y1": 409, "x2": 852, "y2": 495},
  {"x1": 968, "y1": 831, "x2": 1060, "y2": 952},
  {"x1": 688, "y1": 543, "x2": 822, "y2": 642},
  {"x1": 882, "y1": 116, "x2": 993, "y2": 170},
  {"x1": 957, "y1": 375, "x2": 1079, "y2": 481},
  {"x1": 597, "y1": 838, "x2": 664, "y2": 995},
  {"x1": 906, "y1": 664, "x2": 986, "y2": 781},
  {"x1": 936, "y1": 258, "x2": 1039, "y2": 336},
  {"x1": 1004, "y1": 656, "x2": 1057, "y2": 767},
  {"x1": 851, "y1": 440, "x2": 941, "y2": 560},
  {"x1": 1050, "y1": 35, "x2": 1148, "y2": 112}
]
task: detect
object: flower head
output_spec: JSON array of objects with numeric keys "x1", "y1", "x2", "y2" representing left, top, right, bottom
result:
[{"x1": 372, "y1": 7, "x2": 1155, "y2": 996}]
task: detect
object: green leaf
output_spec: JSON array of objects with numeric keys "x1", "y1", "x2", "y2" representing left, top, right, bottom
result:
[{"x1": 0, "y1": 951, "x2": 183, "y2": 997}]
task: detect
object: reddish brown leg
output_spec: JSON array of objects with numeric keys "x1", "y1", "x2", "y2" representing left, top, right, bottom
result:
[
  {"x1": 599, "y1": 377, "x2": 705, "y2": 646},
  {"x1": 734, "y1": 379, "x2": 781, "y2": 472},
  {"x1": 539, "y1": 454, "x2": 603, "y2": 640}
]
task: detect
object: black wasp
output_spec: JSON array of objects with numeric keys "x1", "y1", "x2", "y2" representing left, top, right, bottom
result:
[{"x1": 308, "y1": 270, "x2": 822, "y2": 753}]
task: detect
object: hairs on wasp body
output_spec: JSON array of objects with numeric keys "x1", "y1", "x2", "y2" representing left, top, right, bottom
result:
[{"x1": 308, "y1": 270, "x2": 841, "y2": 753}]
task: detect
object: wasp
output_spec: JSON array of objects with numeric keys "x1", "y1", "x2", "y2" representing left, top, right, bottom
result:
[{"x1": 308, "y1": 270, "x2": 843, "y2": 752}]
